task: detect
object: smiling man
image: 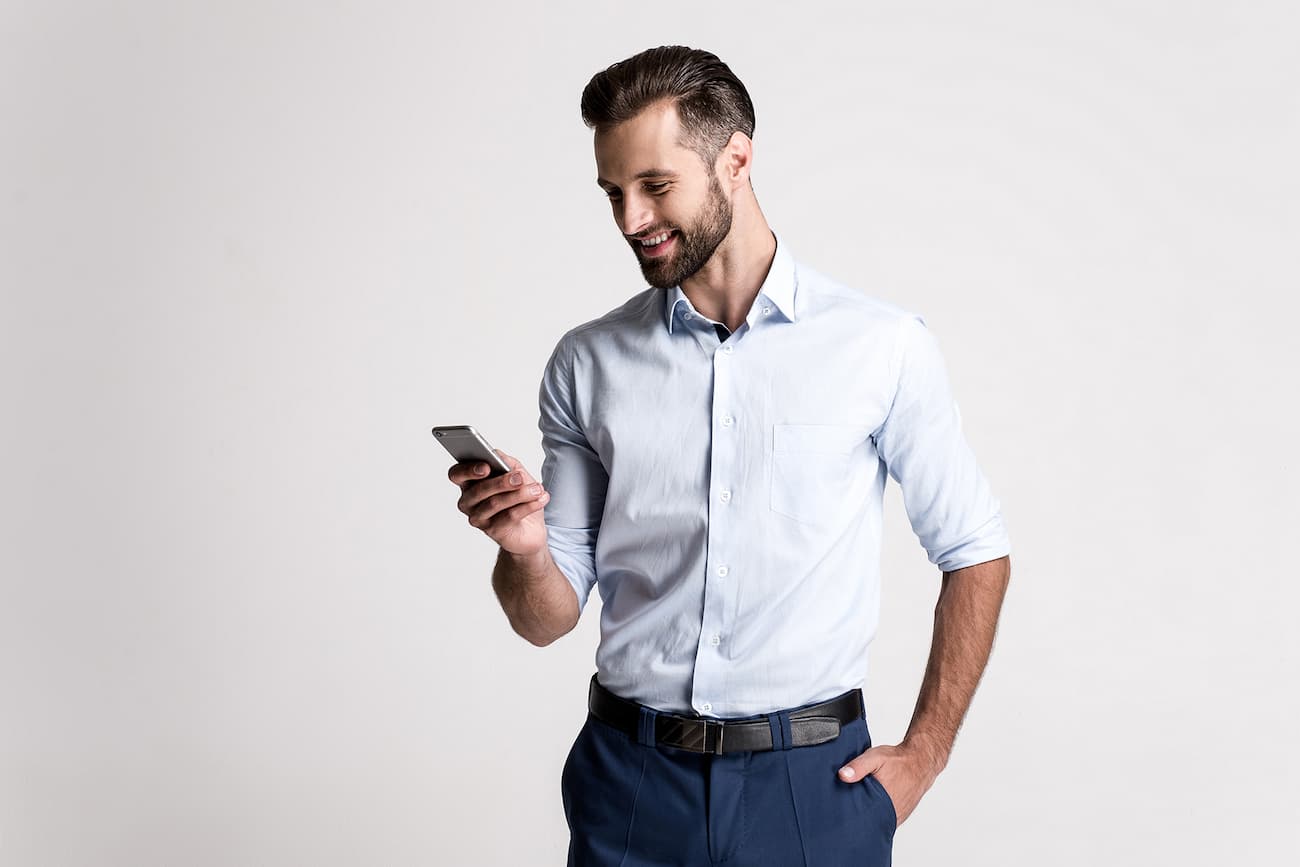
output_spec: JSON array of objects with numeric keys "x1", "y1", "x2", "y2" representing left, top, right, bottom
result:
[
  {"x1": 596, "y1": 112, "x2": 735, "y2": 293},
  {"x1": 447, "y1": 45, "x2": 1012, "y2": 866}
]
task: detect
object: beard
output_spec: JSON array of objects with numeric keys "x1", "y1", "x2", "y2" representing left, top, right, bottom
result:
[{"x1": 633, "y1": 174, "x2": 733, "y2": 290}]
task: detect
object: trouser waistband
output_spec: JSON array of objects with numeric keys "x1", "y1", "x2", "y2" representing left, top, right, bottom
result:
[{"x1": 586, "y1": 674, "x2": 864, "y2": 754}]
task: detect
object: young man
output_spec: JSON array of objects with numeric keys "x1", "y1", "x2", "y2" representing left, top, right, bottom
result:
[{"x1": 448, "y1": 46, "x2": 1012, "y2": 866}]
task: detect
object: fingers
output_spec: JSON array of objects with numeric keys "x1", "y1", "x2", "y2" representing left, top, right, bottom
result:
[
  {"x1": 451, "y1": 463, "x2": 538, "y2": 497},
  {"x1": 447, "y1": 460, "x2": 483, "y2": 486},
  {"x1": 464, "y1": 480, "x2": 550, "y2": 529},
  {"x1": 469, "y1": 488, "x2": 550, "y2": 531},
  {"x1": 838, "y1": 747, "x2": 885, "y2": 783},
  {"x1": 448, "y1": 458, "x2": 546, "y2": 521},
  {"x1": 446, "y1": 460, "x2": 515, "y2": 488},
  {"x1": 446, "y1": 450, "x2": 535, "y2": 488},
  {"x1": 443, "y1": 443, "x2": 549, "y2": 542}
]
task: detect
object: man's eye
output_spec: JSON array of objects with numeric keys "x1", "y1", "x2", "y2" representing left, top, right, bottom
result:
[
  {"x1": 645, "y1": 183, "x2": 668, "y2": 193},
  {"x1": 605, "y1": 190, "x2": 622, "y2": 200}
]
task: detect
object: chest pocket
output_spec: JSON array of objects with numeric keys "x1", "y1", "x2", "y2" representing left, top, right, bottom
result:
[{"x1": 770, "y1": 423, "x2": 870, "y2": 525}]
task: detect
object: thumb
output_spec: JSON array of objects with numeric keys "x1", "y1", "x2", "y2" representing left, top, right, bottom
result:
[
  {"x1": 496, "y1": 450, "x2": 540, "y2": 484},
  {"x1": 838, "y1": 747, "x2": 885, "y2": 783}
]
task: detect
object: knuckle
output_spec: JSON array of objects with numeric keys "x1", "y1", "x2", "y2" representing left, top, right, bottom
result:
[
  {"x1": 471, "y1": 497, "x2": 501, "y2": 527},
  {"x1": 467, "y1": 505, "x2": 491, "y2": 528}
]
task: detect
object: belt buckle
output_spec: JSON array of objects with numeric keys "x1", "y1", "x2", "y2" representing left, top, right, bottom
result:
[{"x1": 660, "y1": 716, "x2": 725, "y2": 755}]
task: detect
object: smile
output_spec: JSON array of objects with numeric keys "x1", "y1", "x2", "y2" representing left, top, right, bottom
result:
[{"x1": 636, "y1": 231, "x2": 677, "y2": 257}]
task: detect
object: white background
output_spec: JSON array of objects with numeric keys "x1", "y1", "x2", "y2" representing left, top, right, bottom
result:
[{"x1": 2, "y1": 1, "x2": 1297, "y2": 864}]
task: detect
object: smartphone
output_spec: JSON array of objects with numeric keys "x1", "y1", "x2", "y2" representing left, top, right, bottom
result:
[{"x1": 431, "y1": 425, "x2": 513, "y2": 478}]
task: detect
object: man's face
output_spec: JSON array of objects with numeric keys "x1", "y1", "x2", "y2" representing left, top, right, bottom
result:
[{"x1": 594, "y1": 101, "x2": 733, "y2": 289}]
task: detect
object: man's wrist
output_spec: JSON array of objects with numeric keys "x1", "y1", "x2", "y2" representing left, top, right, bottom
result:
[
  {"x1": 498, "y1": 546, "x2": 552, "y2": 581},
  {"x1": 900, "y1": 729, "x2": 952, "y2": 775}
]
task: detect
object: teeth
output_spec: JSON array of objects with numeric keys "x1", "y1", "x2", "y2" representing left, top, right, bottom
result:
[{"x1": 639, "y1": 232, "x2": 670, "y2": 246}]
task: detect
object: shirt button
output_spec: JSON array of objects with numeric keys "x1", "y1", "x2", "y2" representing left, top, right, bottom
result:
[
  {"x1": 762, "y1": 306, "x2": 771, "y2": 315},
  {"x1": 721, "y1": 415, "x2": 733, "y2": 427},
  {"x1": 717, "y1": 565, "x2": 729, "y2": 577},
  {"x1": 720, "y1": 490, "x2": 732, "y2": 503},
  {"x1": 710, "y1": 634, "x2": 721, "y2": 646},
  {"x1": 702, "y1": 702, "x2": 713, "y2": 712},
  {"x1": 723, "y1": 345, "x2": 733, "y2": 354},
  {"x1": 684, "y1": 312, "x2": 694, "y2": 321}
]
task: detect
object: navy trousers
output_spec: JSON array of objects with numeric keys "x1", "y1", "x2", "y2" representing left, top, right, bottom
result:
[{"x1": 561, "y1": 690, "x2": 896, "y2": 866}]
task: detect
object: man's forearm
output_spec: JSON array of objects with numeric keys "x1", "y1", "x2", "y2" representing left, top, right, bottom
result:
[
  {"x1": 903, "y1": 555, "x2": 1011, "y2": 771},
  {"x1": 491, "y1": 547, "x2": 581, "y2": 647}
]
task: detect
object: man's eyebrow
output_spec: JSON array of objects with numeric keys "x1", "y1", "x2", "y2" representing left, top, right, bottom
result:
[{"x1": 596, "y1": 169, "x2": 680, "y2": 188}]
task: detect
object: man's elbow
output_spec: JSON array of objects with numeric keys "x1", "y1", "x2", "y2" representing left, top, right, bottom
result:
[
  {"x1": 512, "y1": 587, "x2": 582, "y2": 647},
  {"x1": 523, "y1": 630, "x2": 565, "y2": 648},
  {"x1": 515, "y1": 612, "x2": 580, "y2": 647}
]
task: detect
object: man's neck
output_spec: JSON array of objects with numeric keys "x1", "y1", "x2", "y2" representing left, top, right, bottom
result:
[{"x1": 680, "y1": 215, "x2": 777, "y2": 334}]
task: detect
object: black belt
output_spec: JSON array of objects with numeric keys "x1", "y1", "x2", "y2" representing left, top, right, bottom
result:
[{"x1": 587, "y1": 675, "x2": 863, "y2": 755}]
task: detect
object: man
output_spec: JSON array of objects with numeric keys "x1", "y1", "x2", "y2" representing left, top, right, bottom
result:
[{"x1": 448, "y1": 45, "x2": 1011, "y2": 866}]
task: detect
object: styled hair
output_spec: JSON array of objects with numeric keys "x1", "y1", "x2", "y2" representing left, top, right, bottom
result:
[{"x1": 580, "y1": 46, "x2": 756, "y2": 166}]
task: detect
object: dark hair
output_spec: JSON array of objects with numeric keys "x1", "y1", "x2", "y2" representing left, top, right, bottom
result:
[{"x1": 580, "y1": 46, "x2": 756, "y2": 166}]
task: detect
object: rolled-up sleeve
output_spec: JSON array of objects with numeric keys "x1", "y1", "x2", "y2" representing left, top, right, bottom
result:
[
  {"x1": 537, "y1": 334, "x2": 607, "y2": 611},
  {"x1": 873, "y1": 314, "x2": 1011, "y2": 572}
]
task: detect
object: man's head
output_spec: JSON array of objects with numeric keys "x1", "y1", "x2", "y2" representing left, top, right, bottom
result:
[{"x1": 581, "y1": 46, "x2": 757, "y2": 289}]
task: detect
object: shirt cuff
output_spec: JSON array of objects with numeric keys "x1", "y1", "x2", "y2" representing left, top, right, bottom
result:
[
  {"x1": 545, "y1": 524, "x2": 599, "y2": 611},
  {"x1": 930, "y1": 514, "x2": 1012, "y2": 573}
]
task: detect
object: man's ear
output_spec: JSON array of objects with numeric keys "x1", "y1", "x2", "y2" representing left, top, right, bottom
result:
[{"x1": 716, "y1": 130, "x2": 753, "y2": 190}]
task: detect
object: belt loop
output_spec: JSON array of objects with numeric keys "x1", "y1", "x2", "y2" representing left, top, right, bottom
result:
[
  {"x1": 766, "y1": 712, "x2": 788, "y2": 751},
  {"x1": 637, "y1": 706, "x2": 658, "y2": 748},
  {"x1": 779, "y1": 710, "x2": 795, "y2": 751}
]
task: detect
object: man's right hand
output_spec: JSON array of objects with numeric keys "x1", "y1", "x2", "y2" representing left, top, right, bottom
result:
[{"x1": 448, "y1": 449, "x2": 550, "y2": 557}]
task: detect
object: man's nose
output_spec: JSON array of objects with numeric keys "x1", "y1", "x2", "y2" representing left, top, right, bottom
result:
[{"x1": 618, "y1": 195, "x2": 654, "y2": 237}]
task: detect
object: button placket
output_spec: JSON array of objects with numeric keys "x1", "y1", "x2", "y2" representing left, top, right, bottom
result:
[{"x1": 694, "y1": 331, "x2": 740, "y2": 715}]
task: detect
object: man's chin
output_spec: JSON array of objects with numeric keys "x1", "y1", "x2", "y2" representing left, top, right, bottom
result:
[{"x1": 638, "y1": 260, "x2": 682, "y2": 290}]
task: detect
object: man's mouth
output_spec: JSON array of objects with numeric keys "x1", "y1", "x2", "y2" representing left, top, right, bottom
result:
[{"x1": 635, "y1": 230, "x2": 677, "y2": 258}]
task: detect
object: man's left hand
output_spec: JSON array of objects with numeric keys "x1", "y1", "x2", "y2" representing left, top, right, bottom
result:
[{"x1": 836, "y1": 737, "x2": 947, "y2": 827}]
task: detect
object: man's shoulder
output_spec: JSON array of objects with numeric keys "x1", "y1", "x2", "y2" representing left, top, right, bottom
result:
[
  {"x1": 549, "y1": 286, "x2": 661, "y2": 358},
  {"x1": 794, "y1": 258, "x2": 923, "y2": 330}
]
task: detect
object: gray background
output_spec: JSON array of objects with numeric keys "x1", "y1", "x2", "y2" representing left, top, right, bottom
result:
[{"x1": 2, "y1": 1, "x2": 1296, "y2": 864}]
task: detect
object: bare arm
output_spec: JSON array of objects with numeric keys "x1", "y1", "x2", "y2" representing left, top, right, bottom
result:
[
  {"x1": 491, "y1": 546, "x2": 581, "y2": 647},
  {"x1": 903, "y1": 554, "x2": 1011, "y2": 770},
  {"x1": 448, "y1": 450, "x2": 582, "y2": 647},
  {"x1": 838, "y1": 554, "x2": 1011, "y2": 824}
]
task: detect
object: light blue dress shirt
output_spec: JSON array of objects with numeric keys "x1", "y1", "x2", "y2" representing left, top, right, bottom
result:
[{"x1": 537, "y1": 233, "x2": 1010, "y2": 718}]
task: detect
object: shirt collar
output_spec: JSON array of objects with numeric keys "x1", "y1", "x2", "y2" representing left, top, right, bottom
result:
[{"x1": 663, "y1": 231, "x2": 798, "y2": 334}]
